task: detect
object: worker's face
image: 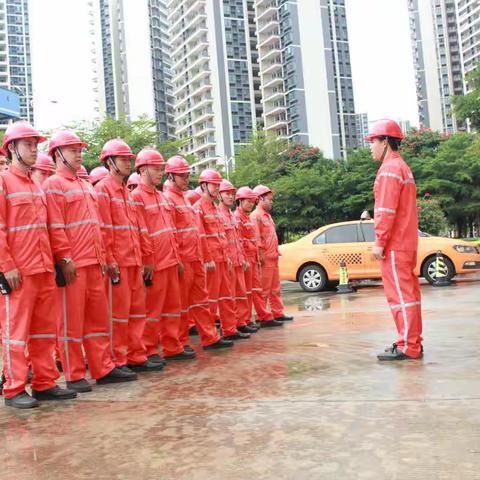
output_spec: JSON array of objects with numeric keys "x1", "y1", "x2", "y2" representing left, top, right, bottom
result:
[
  {"x1": 240, "y1": 198, "x2": 256, "y2": 213},
  {"x1": 58, "y1": 146, "x2": 83, "y2": 172},
  {"x1": 110, "y1": 155, "x2": 132, "y2": 177},
  {"x1": 142, "y1": 165, "x2": 164, "y2": 187},
  {"x1": 220, "y1": 190, "x2": 235, "y2": 207},
  {"x1": 10, "y1": 138, "x2": 39, "y2": 166},
  {"x1": 259, "y1": 192, "x2": 273, "y2": 211},
  {"x1": 0, "y1": 156, "x2": 7, "y2": 172},
  {"x1": 32, "y1": 169, "x2": 52, "y2": 187},
  {"x1": 173, "y1": 172, "x2": 190, "y2": 191},
  {"x1": 370, "y1": 138, "x2": 388, "y2": 161}
]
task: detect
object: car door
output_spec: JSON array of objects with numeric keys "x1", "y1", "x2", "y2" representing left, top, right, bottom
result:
[
  {"x1": 358, "y1": 221, "x2": 381, "y2": 277},
  {"x1": 313, "y1": 223, "x2": 366, "y2": 279}
]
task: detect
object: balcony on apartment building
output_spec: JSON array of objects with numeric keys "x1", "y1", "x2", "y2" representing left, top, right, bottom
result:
[
  {"x1": 169, "y1": 0, "x2": 205, "y2": 31},
  {"x1": 191, "y1": 135, "x2": 216, "y2": 155},
  {"x1": 172, "y1": 25, "x2": 208, "y2": 58},
  {"x1": 256, "y1": 3, "x2": 277, "y2": 22},
  {"x1": 174, "y1": 68, "x2": 211, "y2": 97},
  {"x1": 170, "y1": 7, "x2": 207, "y2": 46},
  {"x1": 173, "y1": 49, "x2": 209, "y2": 83},
  {"x1": 175, "y1": 94, "x2": 213, "y2": 123},
  {"x1": 259, "y1": 44, "x2": 282, "y2": 62}
]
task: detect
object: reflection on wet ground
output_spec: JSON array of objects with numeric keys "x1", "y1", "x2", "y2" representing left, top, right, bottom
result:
[{"x1": 1, "y1": 276, "x2": 480, "y2": 479}]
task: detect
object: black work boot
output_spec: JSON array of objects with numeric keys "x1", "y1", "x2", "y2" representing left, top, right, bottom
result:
[
  {"x1": 203, "y1": 338, "x2": 234, "y2": 350},
  {"x1": 147, "y1": 354, "x2": 166, "y2": 366},
  {"x1": 4, "y1": 391, "x2": 39, "y2": 409},
  {"x1": 384, "y1": 343, "x2": 424, "y2": 354},
  {"x1": 260, "y1": 319, "x2": 284, "y2": 328},
  {"x1": 164, "y1": 350, "x2": 197, "y2": 361},
  {"x1": 32, "y1": 385, "x2": 77, "y2": 401},
  {"x1": 183, "y1": 345, "x2": 196, "y2": 354},
  {"x1": 275, "y1": 314, "x2": 294, "y2": 322},
  {"x1": 377, "y1": 345, "x2": 421, "y2": 361},
  {"x1": 126, "y1": 360, "x2": 164, "y2": 372},
  {"x1": 66, "y1": 378, "x2": 92, "y2": 393},
  {"x1": 238, "y1": 325, "x2": 258, "y2": 334},
  {"x1": 224, "y1": 331, "x2": 251, "y2": 341},
  {"x1": 97, "y1": 367, "x2": 138, "y2": 384}
]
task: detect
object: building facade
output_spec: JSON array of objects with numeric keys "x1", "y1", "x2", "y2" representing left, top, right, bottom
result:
[{"x1": 0, "y1": 0, "x2": 33, "y2": 127}]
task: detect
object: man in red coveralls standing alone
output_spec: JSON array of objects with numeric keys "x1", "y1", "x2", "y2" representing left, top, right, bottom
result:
[{"x1": 366, "y1": 119, "x2": 423, "y2": 361}]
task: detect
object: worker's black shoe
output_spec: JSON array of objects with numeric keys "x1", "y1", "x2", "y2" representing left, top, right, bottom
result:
[
  {"x1": 119, "y1": 365, "x2": 134, "y2": 374},
  {"x1": 97, "y1": 367, "x2": 138, "y2": 384},
  {"x1": 203, "y1": 338, "x2": 234, "y2": 350},
  {"x1": 32, "y1": 385, "x2": 77, "y2": 401},
  {"x1": 224, "y1": 331, "x2": 251, "y2": 341},
  {"x1": 66, "y1": 378, "x2": 92, "y2": 393},
  {"x1": 238, "y1": 325, "x2": 258, "y2": 334},
  {"x1": 275, "y1": 315, "x2": 294, "y2": 322},
  {"x1": 127, "y1": 360, "x2": 164, "y2": 371},
  {"x1": 384, "y1": 343, "x2": 424, "y2": 354},
  {"x1": 4, "y1": 391, "x2": 39, "y2": 409},
  {"x1": 183, "y1": 345, "x2": 196, "y2": 354},
  {"x1": 247, "y1": 322, "x2": 260, "y2": 330},
  {"x1": 147, "y1": 354, "x2": 166, "y2": 365},
  {"x1": 377, "y1": 345, "x2": 421, "y2": 361},
  {"x1": 188, "y1": 326, "x2": 199, "y2": 336},
  {"x1": 165, "y1": 350, "x2": 197, "y2": 361},
  {"x1": 260, "y1": 319, "x2": 284, "y2": 328}
]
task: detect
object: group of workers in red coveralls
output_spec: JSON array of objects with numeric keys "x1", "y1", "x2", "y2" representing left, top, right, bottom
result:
[
  {"x1": 0, "y1": 117, "x2": 423, "y2": 409},
  {"x1": 0, "y1": 120, "x2": 294, "y2": 409}
]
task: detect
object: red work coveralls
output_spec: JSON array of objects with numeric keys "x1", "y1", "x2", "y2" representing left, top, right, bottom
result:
[
  {"x1": 218, "y1": 203, "x2": 250, "y2": 328},
  {"x1": 131, "y1": 183, "x2": 184, "y2": 357},
  {"x1": 374, "y1": 151, "x2": 423, "y2": 358},
  {"x1": 163, "y1": 182, "x2": 220, "y2": 347},
  {"x1": 0, "y1": 166, "x2": 59, "y2": 398},
  {"x1": 234, "y1": 207, "x2": 273, "y2": 322},
  {"x1": 95, "y1": 175, "x2": 150, "y2": 367},
  {"x1": 44, "y1": 170, "x2": 115, "y2": 381},
  {"x1": 251, "y1": 205, "x2": 286, "y2": 318},
  {"x1": 195, "y1": 197, "x2": 238, "y2": 336}
]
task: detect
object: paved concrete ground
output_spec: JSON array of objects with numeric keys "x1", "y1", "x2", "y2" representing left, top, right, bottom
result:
[{"x1": 1, "y1": 276, "x2": 480, "y2": 479}]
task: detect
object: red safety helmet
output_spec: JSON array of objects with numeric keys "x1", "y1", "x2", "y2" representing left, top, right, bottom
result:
[
  {"x1": 1, "y1": 121, "x2": 47, "y2": 154},
  {"x1": 77, "y1": 165, "x2": 89, "y2": 180},
  {"x1": 33, "y1": 153, "x2": 55, "y2": 174},
  {"x1": 100, "y1": 138, "x2": 135, "y2": 162},
  {"x1": 235, "y1": 186, "x2": 257, "y2": 201},
  {"x1": 48, "y1": 130, "x2": 88, "y2": 157},
  {"x1": 90, "y1": 166, "x2": 108, "y2": 185},
  {"x1": 365, "y1": 119, "x2": 405, "y2": 142},
  {"x1": 135, "y1": 147, "x2": 166, "y2": 169},
  {"x1": 198, "y1": 168, "x2": 222, "y2": 185},
  {"x1": 185, "y1": 189, "x2": 201, "y2": 205},
  {"x1": 165, "y1": 155, "x2": 191, "y2": 174},
  {"x1": 219, "y1": 179, "x2": 236, "y2": 193},
  {"x1": 127, "y1": 172, "x2": 140, "y2": 188},
  {"x1": 253, "y1": 184, "x2": 272, "y2": 197}
]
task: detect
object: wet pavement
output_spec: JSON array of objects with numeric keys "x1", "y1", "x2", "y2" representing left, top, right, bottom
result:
[{"x1": 1, "y1": 276, "x2": 480, "y2": 479}]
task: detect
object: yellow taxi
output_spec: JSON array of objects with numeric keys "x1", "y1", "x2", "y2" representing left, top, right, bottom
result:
[{"x1": 279, "y1": 220, "x2": 480, "y2": 292}]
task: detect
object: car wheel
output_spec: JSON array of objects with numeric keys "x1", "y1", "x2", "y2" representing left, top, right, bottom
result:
[
  {"x1": 298, "y1": 264, "x2": 328, "y2": 292},
  {"x1": 422, "y1": 255, "x2": 455, "y2": 284}
]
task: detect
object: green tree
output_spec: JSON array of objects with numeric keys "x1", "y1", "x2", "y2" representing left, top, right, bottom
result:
[
  {"x1": 63, "y1": 116, "x2": 189, "y2": 170},
  {"x1": 417, "y1": 198, "x2": 449, "y2": 235},
  {"x1": 452, "y1": 63, "x2": 480, "y2": 130}
]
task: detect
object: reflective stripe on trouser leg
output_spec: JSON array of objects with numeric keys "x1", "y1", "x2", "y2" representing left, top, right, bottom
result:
[
  {"x1": 82, "y1": 265, "x2": 115, "y2": 379},
  {"x1": 233, "y1": 265, "x2": 250, "y2": 328},
  {"x1": 28, "y1": 273, "x2": 59, "y2": 392},
  {"x1": 126, "y1": 266, "x2": 148, "y2": 365},
  {"x1": 267, "y1": 262, "x2": 285, "y2": 318},
  {"x1": 251, "y1": 262, "x2": 273, "y2": 321},
  {"x1": 217, "y1": 261, "x2": 237, "y2": 336},
  {"x1": 381, "y1": 250, "x2": 423, "y2": 358},
  {"x1": 183, "y1": 261, "x2": 219, "y2": 347}
]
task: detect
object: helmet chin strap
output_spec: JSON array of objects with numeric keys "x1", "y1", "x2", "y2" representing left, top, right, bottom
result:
[
  {"x1": 57, "y1": 148, "x2": 77, "y2": 175},
  {"x1": 13, "y1": 142, "x2": 31, "y2": 170},
  {"x1": 380, "y1": 139, "x2": 389, "y2": 161},
  {"x1": 202, "y1": 183, "x2": 216, "y2": 201}
]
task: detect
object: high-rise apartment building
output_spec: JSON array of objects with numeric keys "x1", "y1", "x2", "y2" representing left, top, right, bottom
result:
[
  {"x1": 98, "y1": 0, "x2": 175, "y2": 141},
  {"x1": 408, "y1": 0, "x2": 463, "y2": 133},
  {"x1": 254, "y1": 0, "x2": 357, "y2": 159},
  {"x1": 457, "y1": 0, "x2": 480, "y2": 92},
  {"x1": 168, "y1": 0, "x2": 257, "y2": 169},
  {"x1": 355, "y1": 113, "x2": 369, "y2": 148},
  {"x1": 0, "y1": 0, "x2": 33, "y2": 127}
]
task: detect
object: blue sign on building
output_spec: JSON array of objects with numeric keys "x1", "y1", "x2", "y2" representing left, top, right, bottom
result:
[{"x1": 0, "y1": 88, "x2": 21, "y2": 120}]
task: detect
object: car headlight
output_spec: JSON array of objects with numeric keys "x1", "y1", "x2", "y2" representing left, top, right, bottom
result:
[{"x1": 453, "y1": 244, "x2": 478, "y2": 254}]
